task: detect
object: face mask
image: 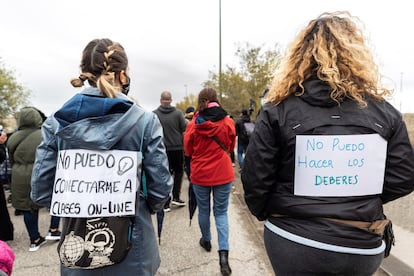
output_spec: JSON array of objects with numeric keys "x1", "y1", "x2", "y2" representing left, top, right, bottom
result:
[{"x1": 122, "y1": 76, "x2": 130, "y2": 95}]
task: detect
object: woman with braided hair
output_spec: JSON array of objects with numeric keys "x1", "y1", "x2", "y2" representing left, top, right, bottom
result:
[
  {"x1": 31, "y1": 38, "x2": 173, "y2": 275},
  {"x1": 70, "y1": 38, "x2": 131, "y2": 97}
]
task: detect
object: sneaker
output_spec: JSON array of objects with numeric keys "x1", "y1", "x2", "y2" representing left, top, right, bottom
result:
[
  {"x1": 199, "y1": 238, "x2": 212, "y2": 252},
  {"x1": 29, "y1": 236, "x2": 46, "y2": 252},
  {"x1": 163, "y1": 207, "x2": 171, "y2": 212},
  {"x1": 45, "y1": 230, "x2": 61, "y2": 241},
  {"x1": 171, "y1": 199, "x2": 186, "y2": 207}
]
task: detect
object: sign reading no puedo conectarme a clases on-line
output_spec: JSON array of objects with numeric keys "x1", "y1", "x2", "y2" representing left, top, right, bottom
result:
[
  {"x1": 50, "y1": 149, "x2": 140, "y2": 218},
  {"x1": 294, "y1": 134, "x2": 387, "y2": 197}
]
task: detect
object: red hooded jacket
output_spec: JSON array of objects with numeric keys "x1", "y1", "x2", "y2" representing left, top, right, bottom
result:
[{"x1": 184, "y1": 106, "x2": 236, "y2": 186}]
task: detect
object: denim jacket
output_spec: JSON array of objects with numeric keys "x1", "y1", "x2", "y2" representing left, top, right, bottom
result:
[{"x1": 31, "y1": 87, "x2": 173, "y2": 275}]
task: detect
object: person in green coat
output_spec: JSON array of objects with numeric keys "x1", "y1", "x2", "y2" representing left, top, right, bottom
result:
[{"x1": 7, "y1": 107, "x2": 61, "y2": 251}]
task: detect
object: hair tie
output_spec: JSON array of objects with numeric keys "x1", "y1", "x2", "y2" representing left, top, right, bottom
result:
[{"x1": 79, "y1": 72, "x2": 97, "y2": 83}]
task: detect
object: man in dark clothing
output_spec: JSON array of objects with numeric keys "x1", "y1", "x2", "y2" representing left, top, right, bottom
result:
[
  {"x1": 235, "y1": 109, "x2": 253, "y2": 169},
  {"x1": 154, "y1": 91, "x2": 187, "y2": 211},
  {"x1": 0, "y1": 130, "x2": 14, "y2": 241}
]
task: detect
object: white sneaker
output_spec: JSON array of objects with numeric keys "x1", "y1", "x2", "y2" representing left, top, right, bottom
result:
[
  {"x1": 45, "y1": 230, "x2": 61, "y2": 241},
  {"x1": 171, "y1": 199, "x2": 186, "y2": 206},
  {"x1": 29, "y1": 237, "x2": 47, "y2": 252}
]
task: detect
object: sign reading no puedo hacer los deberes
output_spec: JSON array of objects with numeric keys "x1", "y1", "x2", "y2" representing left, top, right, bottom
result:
[
  {"x1": 294, "y1": 134, "x2": 387, "y2": 197},
  {"x1": 50, "y1": 149, "x2": 140, "y2": 218}
]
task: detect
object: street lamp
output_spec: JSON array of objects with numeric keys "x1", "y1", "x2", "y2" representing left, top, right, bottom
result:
[
  {"x1": 400, "y1": 72, "x2": 403, "y2": 112},
  {"x1": 218, "y1": 0, "x2": 222, "y2": 101}
]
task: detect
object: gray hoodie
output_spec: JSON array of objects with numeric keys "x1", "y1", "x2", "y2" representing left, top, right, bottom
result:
[{"x1": 153, "y1": 105, "x2": 187, "y2": 151}]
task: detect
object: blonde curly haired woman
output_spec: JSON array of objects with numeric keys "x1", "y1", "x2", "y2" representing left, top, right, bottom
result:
[{"x1": 242, "y1": 11, "x2": 414, "y2": 275}]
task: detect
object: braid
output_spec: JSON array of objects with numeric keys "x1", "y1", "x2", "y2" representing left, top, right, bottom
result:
[
  {"x1": 71, "y1": 39, "x2": 128, "y2": 97},
  {"x1": 70, "y1": 72, "x2": 97, "y2": 88},
  {"x1": 103, "y1": 50, "x2": 115, "y2": 72}
]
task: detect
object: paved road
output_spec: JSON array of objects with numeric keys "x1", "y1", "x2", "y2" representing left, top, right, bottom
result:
[{"x1": 5, "y1": 168, "x2": 413, "y2": 275}]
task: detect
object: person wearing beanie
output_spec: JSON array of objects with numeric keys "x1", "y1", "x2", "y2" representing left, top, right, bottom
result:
[{"x1": 185, "y1": 106, "x2": 195, "y2": 122}]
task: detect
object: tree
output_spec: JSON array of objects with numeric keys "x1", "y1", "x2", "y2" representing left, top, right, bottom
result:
[
  {"x1": 216, "y1": 67, "x2": 247, "y2": 117},
  {"x1": 178, "y1": 43, "x2": 282, "y2": 118},
  {"x1": 234, "y1": 42, "x2": 281, "y2": 116},
  {"x1": 0, "y1": 60, "x2": 31, "y2": 118},
  {"x1": 176, "y1": 94, "x2": 198, "y2": 113}
]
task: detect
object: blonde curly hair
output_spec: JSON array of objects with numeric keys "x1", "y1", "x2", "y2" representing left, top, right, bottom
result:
[{"x1": 267, "y1": 11, "x2": 392, "y2": 107}]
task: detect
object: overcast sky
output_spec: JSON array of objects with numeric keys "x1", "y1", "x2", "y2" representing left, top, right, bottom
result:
[{"x1": 1, "y1": 0, "x2": 412, "y2": 116}]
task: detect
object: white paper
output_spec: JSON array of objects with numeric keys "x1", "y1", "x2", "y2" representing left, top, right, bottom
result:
[
  {"x1": 50, "y1": 149, "x2": 139, "y2": 217},
  {"x1": 294, "y1": 134, "x2": 387, "y2": 197}
]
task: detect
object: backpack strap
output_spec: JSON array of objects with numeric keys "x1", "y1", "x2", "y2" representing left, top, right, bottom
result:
[
  {"x1": 140, "y1": 112, "x2": 147, "y2": 198},
  {"x1": 55, "y1": 111, "x2": 148, "y2": 198},
  {"x1": 212, "y1": 136, "x2": 230, "y2": 155}
]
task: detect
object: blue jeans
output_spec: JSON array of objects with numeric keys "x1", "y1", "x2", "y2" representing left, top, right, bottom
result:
[
  {"x1": 192, "y1": 183, "x2": 232, "y2": 250},
  {"x1": 237, "y1": 143, "x2": 248, "y2": 168}
]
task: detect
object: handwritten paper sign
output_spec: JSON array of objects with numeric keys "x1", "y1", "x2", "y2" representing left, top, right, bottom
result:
[
  {"x1": 294, "y1": 134, "x2": 387, "y2": 197},
  {"x1": 50, "y1": 149, "x2": 140, "y2": 218}
]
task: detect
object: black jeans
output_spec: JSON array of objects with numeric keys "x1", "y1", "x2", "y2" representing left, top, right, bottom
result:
[
  {"x1": 0, "y1": 187, "x2": 13, "y2": 241},
  {"x1": 167, "y1": 150, "x2": 184, "y2": 200},
  {"x1": 264, "y1": 227, "x2": 383, "y2": 276}
]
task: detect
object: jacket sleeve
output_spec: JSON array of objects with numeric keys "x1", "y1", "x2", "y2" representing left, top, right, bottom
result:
[
  {"x1": 31, "y1": 116, "x2": 59, "y2": 208},
  {"x1": 381, "y1": 118, "x2": 414, "y2": 203},
  {"x1": 178, "y1": 111, "x2": 187, "y2": 133},
  {"x1": 142, "y1": 113, "x2": 173, "y2": 213},
  {"x1": 235, "y1": 120, "x2": 240, "y2": 136},
  {"x1": 227, "y1": 118, "x2": 236, "y2": 153},
  {"x1": 241, "y1": 108, "x2": 280, "y2": 220}
]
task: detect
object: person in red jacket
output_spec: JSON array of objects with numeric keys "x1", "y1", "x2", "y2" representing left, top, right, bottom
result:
[{"x1": 184, "y1": 88, "x2": 236, "y2": 276}]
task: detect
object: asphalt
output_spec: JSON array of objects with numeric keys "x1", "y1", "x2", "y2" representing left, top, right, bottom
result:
[
  {"x1": 4, "y1": 169, "x2": 414, "y2": 276},
  {"x1": 379, "y1": 223, "x2": 414, "y2": 275}
]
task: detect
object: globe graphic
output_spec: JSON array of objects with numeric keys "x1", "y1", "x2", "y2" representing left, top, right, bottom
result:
[{"x1": 60, "y1": 232, "x2": 85, "y2": 264}]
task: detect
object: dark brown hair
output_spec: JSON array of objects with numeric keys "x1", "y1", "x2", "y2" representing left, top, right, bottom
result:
[
  {"x1": 70, "y1": 38, "x2": 128, "y2": 98},
  {"x1": 197, "y1": 88, "x2": 220, "y2": 111}
]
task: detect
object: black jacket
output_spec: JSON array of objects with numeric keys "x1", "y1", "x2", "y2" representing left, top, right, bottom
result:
[
  {"x1": 0, "y1": 144, "x2": 6, "y2": 164},
  {"x1": 235, "y1": 114, "x2": 251, "y2": 145},
  {"x1": 241, "y1": 77, "x2": 414, "y2": 248}
]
